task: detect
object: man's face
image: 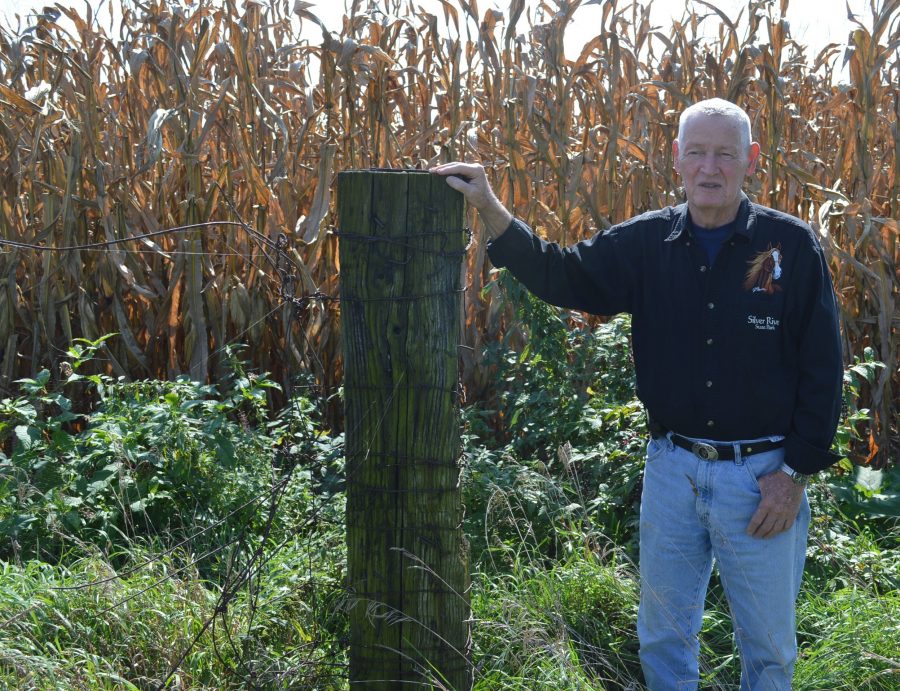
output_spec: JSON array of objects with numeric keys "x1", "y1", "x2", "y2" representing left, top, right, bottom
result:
[{"x1": 673, "y1": 114, "x2": 760, "y2": 228}]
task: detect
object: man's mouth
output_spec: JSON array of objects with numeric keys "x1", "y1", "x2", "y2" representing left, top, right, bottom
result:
[{"x1": 699, "y1": 182, "x2": 721, "y2": 189}]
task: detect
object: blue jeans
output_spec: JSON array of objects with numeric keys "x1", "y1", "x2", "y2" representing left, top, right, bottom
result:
[{"x1": 638, "y1": 433, "x2": 810, "y2": 690}]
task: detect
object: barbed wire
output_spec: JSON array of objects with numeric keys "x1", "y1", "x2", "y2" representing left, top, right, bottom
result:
[{"x1": 0, "y1": 220, "x2": 263, "y2": 252}]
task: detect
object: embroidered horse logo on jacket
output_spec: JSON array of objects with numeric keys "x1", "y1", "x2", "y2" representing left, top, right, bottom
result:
[{"x1": 744, "y1": 243, "x2": 783, "y2": 294}]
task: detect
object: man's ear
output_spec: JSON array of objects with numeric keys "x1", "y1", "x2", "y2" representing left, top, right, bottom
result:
[
  {"x1": 746, "y1": 141, "x2": 761, "y2": 174},
  {"x1": 672, "y1": 139, "x2": 680, "y2": 173}
]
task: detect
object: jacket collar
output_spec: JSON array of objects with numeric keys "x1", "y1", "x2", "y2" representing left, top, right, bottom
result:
[{"x1": 664, "y1": 194, "x2": 756, "y2": 243}]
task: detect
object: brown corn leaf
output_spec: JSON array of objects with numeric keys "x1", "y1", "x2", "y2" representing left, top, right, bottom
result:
[{"x1": 297, "y1": 142, "x2": 337, "y2": 243}]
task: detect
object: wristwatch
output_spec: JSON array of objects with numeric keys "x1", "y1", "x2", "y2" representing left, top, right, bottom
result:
[{"x1": 780, "y1": 462, "x2": 810, "y2": 485}]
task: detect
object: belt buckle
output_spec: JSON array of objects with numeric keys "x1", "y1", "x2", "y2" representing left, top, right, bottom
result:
[{"x1": 691, "y1": 442, "x2": 719, "y2": 461}]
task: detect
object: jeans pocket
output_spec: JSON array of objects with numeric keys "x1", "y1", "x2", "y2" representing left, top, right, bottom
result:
[
  {"x1": 645, "y1": 435, "x2": 669, "y2": 464},
  {"x1": 741, "y1": 459, "x2": 763, "y2": 493},
  {"x1": 741, "y1": 449, "x2": 783, "y2": 493}
]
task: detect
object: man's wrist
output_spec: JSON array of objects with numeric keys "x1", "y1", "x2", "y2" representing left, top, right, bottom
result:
[
  {"x1": 779, "y1": 462, "x2": 810, "y2": 485},
  {"x1": 478, "y1": 197, "x2": 513, "y2": 241}
]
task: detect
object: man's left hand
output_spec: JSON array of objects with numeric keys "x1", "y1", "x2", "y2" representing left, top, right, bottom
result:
[{"x1": 746, "y1": 470, "x2": 805, "y2": 539}]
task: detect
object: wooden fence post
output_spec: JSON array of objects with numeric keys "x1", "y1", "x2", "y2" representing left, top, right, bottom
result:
[{"x1": 338, "y1": 170, "x2": 472, "y2": 690}]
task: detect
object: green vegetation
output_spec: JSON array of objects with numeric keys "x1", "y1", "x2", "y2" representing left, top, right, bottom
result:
[
  {"x1": 1, "y1": 339, "x2": 347, "y2": 688},
  {"x1": 1, "y1": 294, "x2": 897, "y2": 688}
]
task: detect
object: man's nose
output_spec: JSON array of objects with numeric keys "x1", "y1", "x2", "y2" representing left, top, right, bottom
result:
[{"x1": 699, "y1": 152, "x2": 718, "y2": 172}]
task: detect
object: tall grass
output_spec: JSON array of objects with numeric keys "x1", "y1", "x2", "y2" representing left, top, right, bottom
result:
[
  {"x1": 0, "y1": 539, "x2": 349, "y2": 689},
  {"x1": 0, "y1": 0, "x2": 895, "y2": 462}
]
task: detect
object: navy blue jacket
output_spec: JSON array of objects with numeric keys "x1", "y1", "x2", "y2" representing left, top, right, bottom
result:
[{"x1": 487, "y1": 195, "x2": 843, "y2": 474}]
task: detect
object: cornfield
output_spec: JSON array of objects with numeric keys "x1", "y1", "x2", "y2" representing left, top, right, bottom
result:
[{"x1": 0, "y1": 0, "x2": 897, "y2": 464}]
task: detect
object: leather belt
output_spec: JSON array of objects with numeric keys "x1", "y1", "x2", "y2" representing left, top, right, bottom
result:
[{"x1": 669, "y1": 433, "x2": 783, "y2": 461}]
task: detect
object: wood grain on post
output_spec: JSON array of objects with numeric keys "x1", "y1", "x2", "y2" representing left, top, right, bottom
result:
[{"x1": 339, "y1": 170, "x2": 472, "y2": 690}]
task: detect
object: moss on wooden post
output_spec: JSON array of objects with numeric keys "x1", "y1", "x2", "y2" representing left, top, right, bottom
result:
[{"x1": 339, "y1": 170, "x2": 472, "y2": 690}]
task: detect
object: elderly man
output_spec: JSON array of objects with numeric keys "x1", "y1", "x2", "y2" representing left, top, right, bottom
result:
[{"x1": 433, "y1": 98, "x2": 843, "y2": 690}]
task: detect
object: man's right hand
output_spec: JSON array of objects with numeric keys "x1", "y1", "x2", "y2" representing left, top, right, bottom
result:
[{"x1": 430, "y1": 162, "x2": 513, "y2": 241}]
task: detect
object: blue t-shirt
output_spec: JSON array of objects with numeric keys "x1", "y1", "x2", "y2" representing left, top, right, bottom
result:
[{"x1": 691, "y1": 220, "x2": 734, "y2": 265}]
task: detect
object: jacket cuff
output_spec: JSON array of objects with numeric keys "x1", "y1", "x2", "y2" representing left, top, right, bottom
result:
[
  {"x1": 784, "y1": 432, "x2": 841, "y2": 475},
  {"x1": 486, "y1": 218, "x2": 531, "y2": 267}
]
